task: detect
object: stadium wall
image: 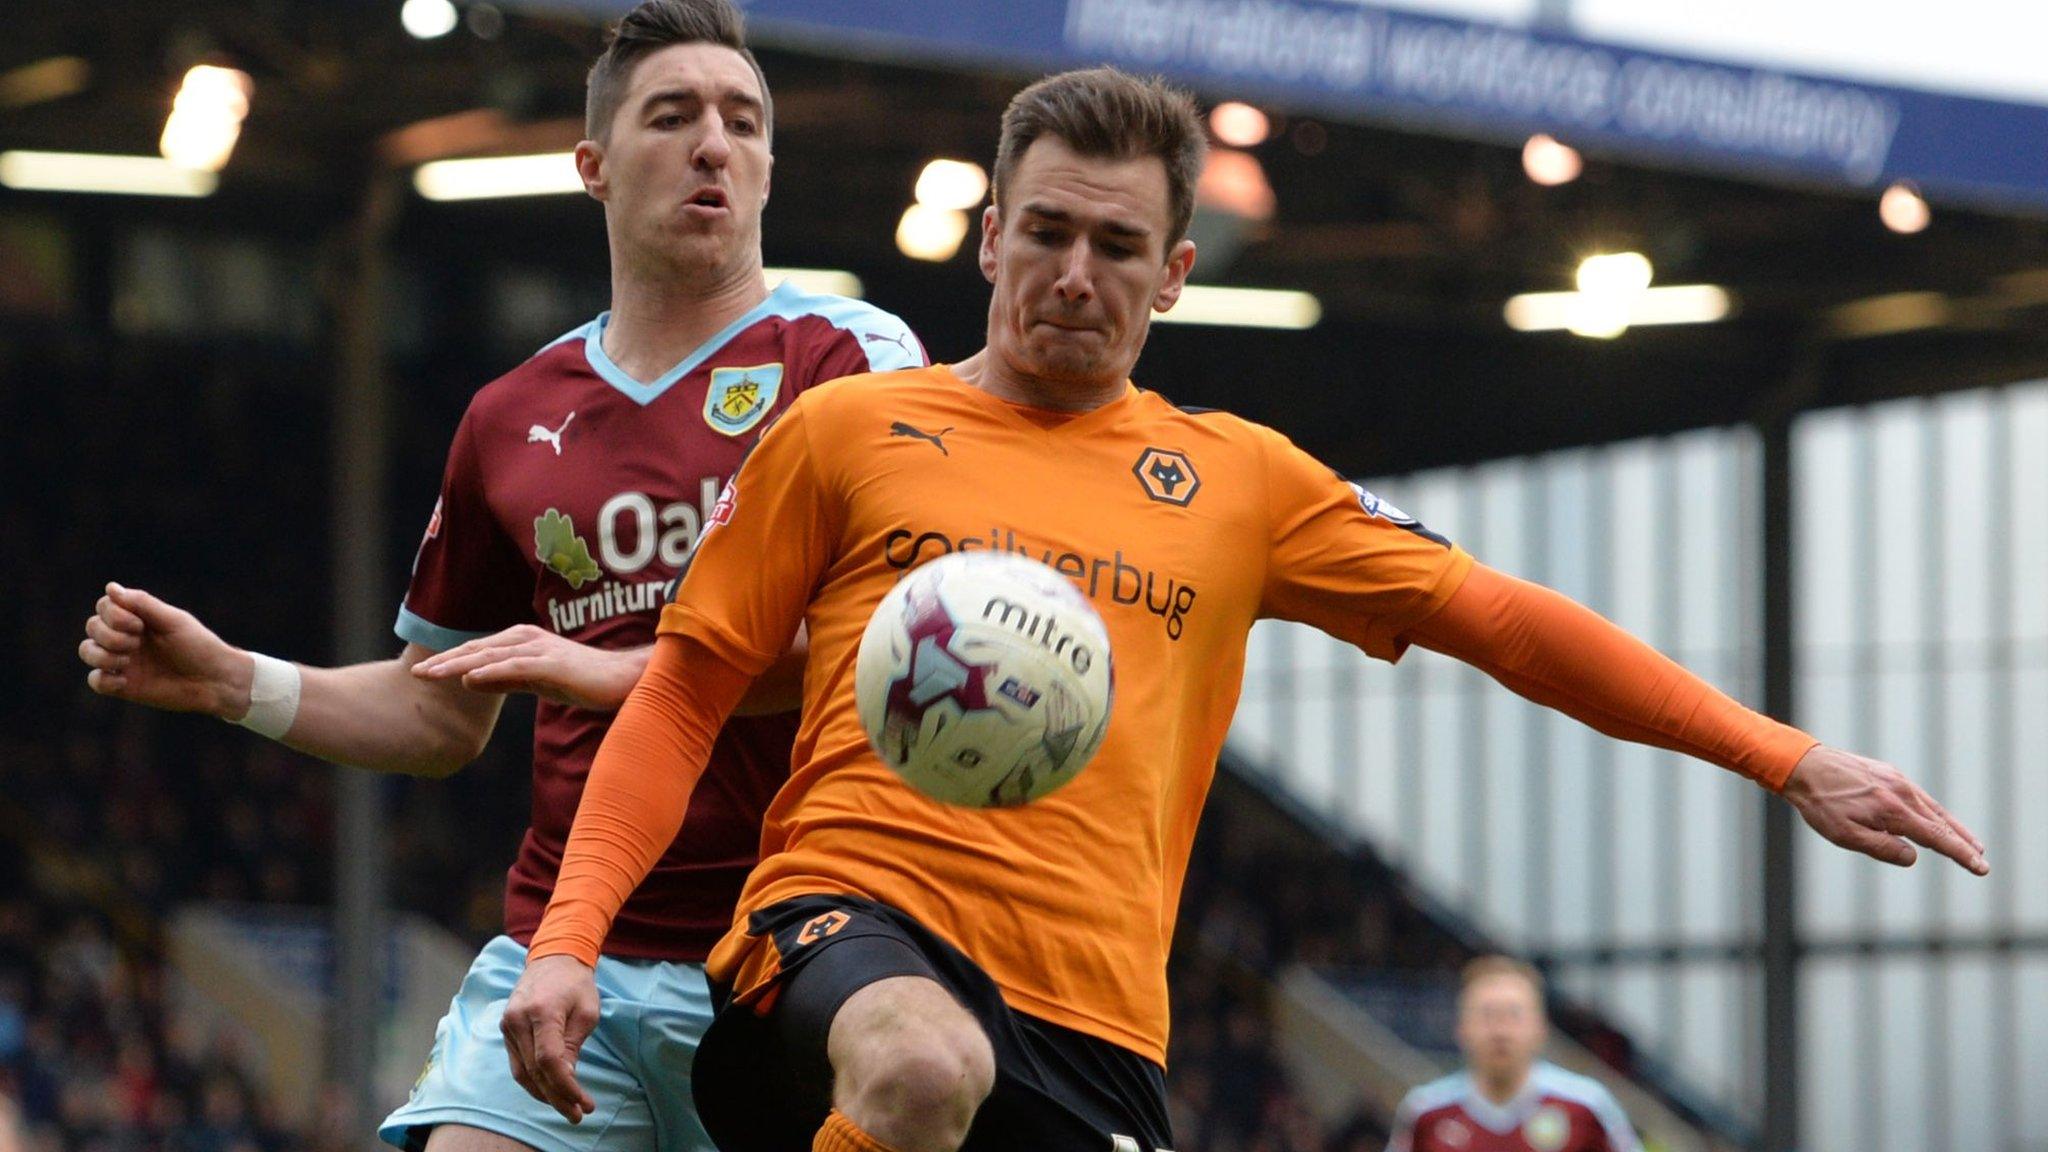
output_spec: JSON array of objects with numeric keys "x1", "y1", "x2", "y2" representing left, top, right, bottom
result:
[{"x1": 1228, "y1": 377, "x2": 2048, "y2": 1151}]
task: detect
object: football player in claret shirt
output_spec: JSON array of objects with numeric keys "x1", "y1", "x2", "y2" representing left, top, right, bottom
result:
[
  {"x1": 504, "y1": 67, "x2": 1986, "y2": 1152},
  {"x1": 77, "y1": 3, "x2": 921, "y2": 1152},
  {"x1": 1389, "y1": 958, "x2": 1640, "y2": 1152}
]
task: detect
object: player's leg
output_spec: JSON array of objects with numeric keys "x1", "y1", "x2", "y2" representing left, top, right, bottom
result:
[
  {"x1": 690, "y1": 897, "x2": 995, "y2": 1152},
  {"x1": 422, "y1": 1124, "x2": 541, "y2": 1152},
  {"x1": 824, "y1": 974, "x2": 994, "y2": 1152},
  {"x1": 629, "y1": 953, "x2": 722, "y2": 1152},
  {"x1": 381, "y1": 936, "x2": 668, "y2": 1152},
  {"x1": 693, "y1": 895, "x2": 1151, "y2": 1152}
]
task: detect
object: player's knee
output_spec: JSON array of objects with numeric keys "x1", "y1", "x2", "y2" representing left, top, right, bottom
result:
[
  {"x1": 912, "y1": 1022, "x2": 995, "y2": 1109},
  {"x1": 859, "y1": 1033, "x2": 992, "y2": 1146},
  {"x1": 836, "y1": 999, "x2": 993, "y2": 1151}
]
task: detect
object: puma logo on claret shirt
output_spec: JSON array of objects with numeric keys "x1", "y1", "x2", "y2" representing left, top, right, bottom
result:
[{"x1": 527, "y1": 412, "x2": 576, "y2": 455}]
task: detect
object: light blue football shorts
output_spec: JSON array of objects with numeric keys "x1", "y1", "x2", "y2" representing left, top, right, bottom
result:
[{"x1": 379, "y1": 935, "x2": 717, "y2": 1152}]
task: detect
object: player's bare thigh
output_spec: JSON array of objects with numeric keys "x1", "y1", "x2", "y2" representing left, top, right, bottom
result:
[
  {"x1": 827, "y1": 975, "x2": 994, "y2": 1149},
  {"x1": 422, "y1": 1123, "x2": 540, "y2": 1152}
]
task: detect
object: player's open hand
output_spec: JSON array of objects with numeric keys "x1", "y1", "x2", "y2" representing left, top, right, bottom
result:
[
  {"x1": 1781, "y1": 745, "x2": 1988, "y2": 875},
  {"x1": 80, "y1": 583, "x2": 251, "y2": 718},
  {"x1": 411, "y1": 625, "x2": 645, "y2": 711},
  {"x1": 502, "y1": 953, "x2": 601, "y2": 1123}
]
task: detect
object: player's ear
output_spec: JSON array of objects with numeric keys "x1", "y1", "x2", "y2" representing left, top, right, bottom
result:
[
  {"x1": 574, "y1": 139, "x2": 608, "y2": 202},
  {"x1": 1151, "y1": 238, "x2": 1197, "y2": 313},
  {"x1": 978, "y1": 204, "x2": 1001, "y2": 285}
]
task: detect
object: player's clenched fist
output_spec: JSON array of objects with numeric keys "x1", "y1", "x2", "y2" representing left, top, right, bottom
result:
[
  {"x1": 502, "y1": 954, "x2": 602, "y2": 1124},
  {"x1": 79, "y1": 582, "x2": 252, "y2": 718}
]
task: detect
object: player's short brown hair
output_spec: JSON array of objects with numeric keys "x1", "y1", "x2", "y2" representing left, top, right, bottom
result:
[
  {"x1": 1460, "y1": 954, "x2": 1546, "y2": 1002},
  {"x1": 584, "y1": 0, "x2": 773, "y2": 143},
  {"x1": 992, "y1": 67, "x2": 1206, "y2": 248}
]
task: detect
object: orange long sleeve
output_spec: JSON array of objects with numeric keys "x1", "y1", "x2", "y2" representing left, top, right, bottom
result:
[
  {"x1": 526, "y1": 634, "x2": 753, "y2": 967},
  {"x1": 1403, "y1": 563, "x2": 1815, "y2": 791}
]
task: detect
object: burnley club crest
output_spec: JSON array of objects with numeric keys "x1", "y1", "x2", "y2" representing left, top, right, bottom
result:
[{"x1": 705, "y1": 363, "x2": 783, "y2": 436}]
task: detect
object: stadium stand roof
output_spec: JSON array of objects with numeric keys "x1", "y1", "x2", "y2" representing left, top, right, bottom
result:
[{"x1": 5, "y1": 0, "x2": 2047, "y2": 474}]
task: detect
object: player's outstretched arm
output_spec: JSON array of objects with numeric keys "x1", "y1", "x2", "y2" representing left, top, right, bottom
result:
[
  {"x1": 82, "y1": 582, "x2": 501, "y2": 776},
  {"x1": 410, "y1": 623, "x2": 809, "y2": 714},
  {"x1": 1404, "y1": 563, "x2": 1988, "y2": 875}
]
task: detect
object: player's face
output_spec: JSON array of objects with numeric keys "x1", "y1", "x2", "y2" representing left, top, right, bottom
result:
[
  {"x1": 979, "y1": 137, "x2": 1195, "y2": 395},
  {"x1": 578, "y1": 42, "x2": 771, "y2": 284},
  {"x1": 1456, "y1": 974, "x2": 1546, "y2": 1083}
]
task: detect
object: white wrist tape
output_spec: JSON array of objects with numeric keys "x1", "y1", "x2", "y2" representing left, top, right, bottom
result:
[{"x1": 235, "y1": 652, "x2": 303, "y2": 740}]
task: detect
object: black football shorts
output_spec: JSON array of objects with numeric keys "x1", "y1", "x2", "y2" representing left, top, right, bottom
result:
[{"x1": 691, "y1": 892, "x2": 1174, "y2": 1152}]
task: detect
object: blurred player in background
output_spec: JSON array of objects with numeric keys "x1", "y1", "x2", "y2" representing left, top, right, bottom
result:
[
  {"x1": 75, "y1": 2, "x2": 923, "y2": 1151},
  {"x1": 1388, "y1": 957, "x2": 1639, "y2": 1152},
  {"x1": 502, "y1": 67, "x2": 1984, "y2": 1152}
]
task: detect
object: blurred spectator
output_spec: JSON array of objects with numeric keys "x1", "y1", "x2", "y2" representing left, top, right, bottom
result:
[
  {"x1": 1168, "y1": 772, "x2": 1482, "y2": 1149},
  {"x1": 0, "y1": 1085, "x2": 25, "y2": 1152},
  {"x1": 1383, "y1": 957, "x2": 1639, "y2": 1152}
]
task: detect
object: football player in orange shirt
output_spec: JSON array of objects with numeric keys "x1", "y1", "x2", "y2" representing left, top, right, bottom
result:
[{"x1": 500, "y1": 68, "x2": 1987, "y2": 1152}]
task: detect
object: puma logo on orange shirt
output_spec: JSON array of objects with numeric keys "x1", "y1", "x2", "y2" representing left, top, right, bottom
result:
[{"x1": 890, "y1": 421, "x2": 952, "y2": 455}]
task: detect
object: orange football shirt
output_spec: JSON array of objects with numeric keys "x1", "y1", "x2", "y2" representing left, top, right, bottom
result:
[{"x1": 659, "y1": 365, "x2": 1471, "y2": 1062}]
